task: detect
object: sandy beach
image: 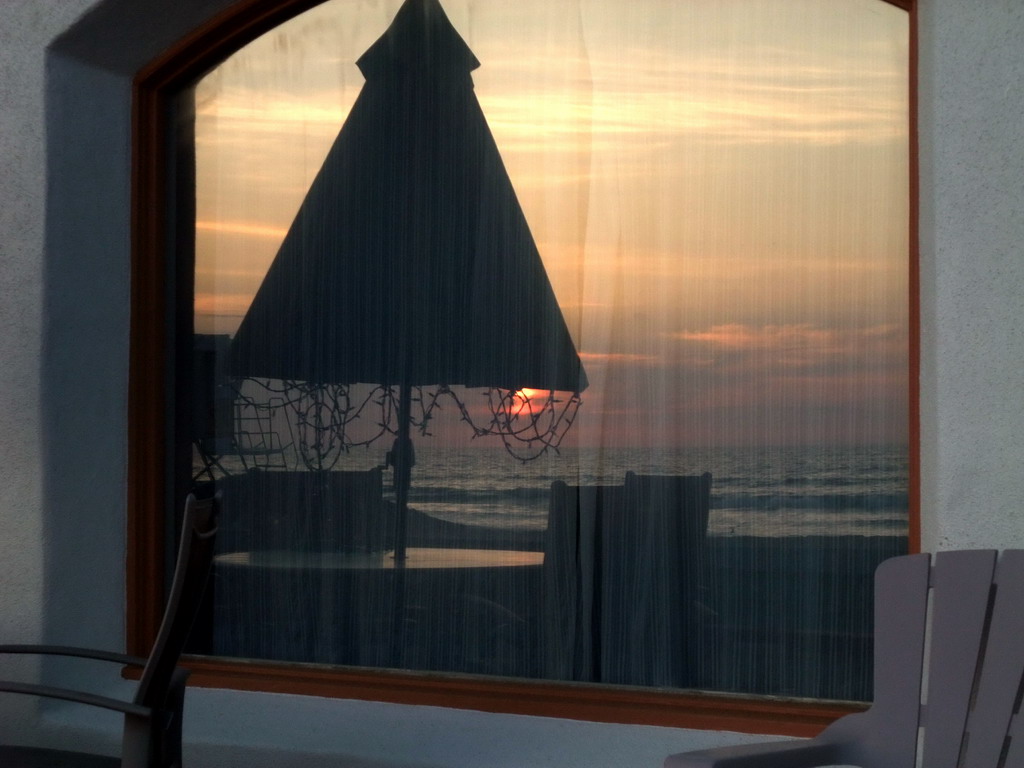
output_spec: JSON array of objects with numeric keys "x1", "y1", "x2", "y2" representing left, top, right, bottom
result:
[
  {"x1": 211, "y1": 478, "x2": 906, "y2": 701},
  {"x1": 381, "y1": 511, "x2": 905, "y2": 700}
]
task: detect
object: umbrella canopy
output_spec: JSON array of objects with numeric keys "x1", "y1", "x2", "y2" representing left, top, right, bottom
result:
[{"x1": 230, "y1": 0, "x2": 587, "y2": 395}]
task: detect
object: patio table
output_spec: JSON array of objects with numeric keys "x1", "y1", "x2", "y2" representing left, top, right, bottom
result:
[{"x1": 212, "y1": 547, "x2": 544, "y2": 676}]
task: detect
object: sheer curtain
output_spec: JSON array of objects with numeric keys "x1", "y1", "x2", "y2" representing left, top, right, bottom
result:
[{"x1": 186, "y1": 0, "x2": 909, "y2": 699}]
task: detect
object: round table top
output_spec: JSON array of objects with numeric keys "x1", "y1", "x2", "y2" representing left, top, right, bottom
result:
[{"x1": 216, "y1": 547, "x2": 544, "y2": 570}]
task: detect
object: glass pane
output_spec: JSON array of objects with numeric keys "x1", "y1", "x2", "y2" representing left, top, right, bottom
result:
[{"x1": 185, "y1": 0, "x2": 909, "y2": 699}]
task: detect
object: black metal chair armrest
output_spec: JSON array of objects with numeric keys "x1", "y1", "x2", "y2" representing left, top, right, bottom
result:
[
  {"x1": 0, "y1": 644, "x2": 149, "y2": 667},
  {"x1": 0, "y1": 680, "x2": 152, "y2": 719}
]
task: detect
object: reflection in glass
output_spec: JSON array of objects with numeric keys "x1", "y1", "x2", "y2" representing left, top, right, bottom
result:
[{"x1": 185, "y1": 0, "x2": 909, "y2": 700}]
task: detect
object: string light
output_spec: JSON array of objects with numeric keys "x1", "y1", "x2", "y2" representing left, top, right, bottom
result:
[{"x1": 218, "y1": 378, "x2": 582, "y2": 474}]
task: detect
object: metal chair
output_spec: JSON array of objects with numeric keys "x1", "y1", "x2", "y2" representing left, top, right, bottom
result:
[
  {"x1": 0, "y1": 493, "x2": 219, "y2": 768},
  {"x1": 665, "y1": 549, "x2": 1024, "y2": 768},
  {"x1": 544, "y1": 473, "x2": 712, "y2": 687}
]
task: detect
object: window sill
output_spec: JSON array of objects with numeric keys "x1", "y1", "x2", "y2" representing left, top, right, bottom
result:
[{"x1": 173, "y1": 657, "x2": 864, "y2": 737}]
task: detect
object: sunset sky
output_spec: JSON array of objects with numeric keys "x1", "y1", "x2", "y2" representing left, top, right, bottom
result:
[{"x1": 194, "y1": 0, "x2": 910, "y2": 448}]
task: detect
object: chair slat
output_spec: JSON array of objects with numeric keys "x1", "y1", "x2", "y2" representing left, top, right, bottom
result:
[
  {"x1": 542, "y1": 481, "x2": 578, "y2": 680},
  {"x1": 962, "y1": 550, "x2": 1024, "y2": 768},
  {"x1": 919, "y1": 550, "x2": 998, "y2": 768},
  {"x1": 1005, "y1": 711, "x2": 1024, "y2": 768},
  {"x1": 843, "y1": 553, "x2": 931, "y2": 768}
]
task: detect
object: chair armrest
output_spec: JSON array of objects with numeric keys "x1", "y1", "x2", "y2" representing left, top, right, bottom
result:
[
  {"x1": 0, "y1": 644, "x2": 149, "y2": 667},
  {"x1": 0, "y1": 680, "x2": 151, "y2": 718},
  {"x1": 665, "y1": 738, "x2": 846, "y2": 768}
]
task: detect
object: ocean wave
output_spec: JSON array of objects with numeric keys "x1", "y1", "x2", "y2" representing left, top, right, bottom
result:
[
  {"x1": 406, "y1": 485, "x2": 908, "y2": 515},
  {"x1": 712, "y1": 492, "x2": 909, "y2": 512},
  {"x1": 407, "y1": 485, "x2": 552, "y2": 505}
]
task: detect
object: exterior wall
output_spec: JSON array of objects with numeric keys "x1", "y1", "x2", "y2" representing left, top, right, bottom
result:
[
  {"x1": 917, "y1": 0, "x2": 1024, "y2": 552},
  {"x1": 0, "y1": 0, "x2": 1021, "y2": 764},
  {"x1": 0, "y1": 0, "x2": 101, "y2": 737}
]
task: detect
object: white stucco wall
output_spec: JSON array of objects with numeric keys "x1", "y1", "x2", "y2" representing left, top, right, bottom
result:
[
  {"x1": 916, "y1": 0, "x2": 1024, "y2": 552},
  {"x1": 0, "y1": 0, "x2": 1022, "y2": 765},
  {"x1": 0, "y1": 0, "x2": 101, "y2": 736}
]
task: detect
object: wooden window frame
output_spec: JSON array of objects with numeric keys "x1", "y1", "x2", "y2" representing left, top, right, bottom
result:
[{"x1": 128, "y1": 0, "x2": 919, "y2": 737}]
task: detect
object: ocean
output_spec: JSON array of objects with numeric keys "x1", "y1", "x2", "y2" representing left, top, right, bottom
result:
[{"x1": 310, "y1": 443, "x2": 910, "y2": 539}]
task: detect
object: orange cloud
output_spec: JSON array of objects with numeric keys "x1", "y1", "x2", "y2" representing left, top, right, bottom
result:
[
  {"x1": 671, "y1": 323, "x2": 906, "y2": 370},
  {"x1": 578, "y1": 351, "x2": 658, "y2": 364},
  {"x1": 196, "y1": 220, "x2": 290, "y2": 239}
]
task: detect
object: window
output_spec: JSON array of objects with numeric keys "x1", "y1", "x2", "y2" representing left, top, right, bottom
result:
[{"x1": 131, "y1": 0, "x2": 915, "y2": 732}]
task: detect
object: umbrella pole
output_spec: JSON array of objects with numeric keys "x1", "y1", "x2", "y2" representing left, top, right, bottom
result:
[
  {"x1": 392, "y1": 382, "x2": 414, "y2": 562},
  {"x1": 388, "y1": 383, "x2": 414, "y2": 666}
]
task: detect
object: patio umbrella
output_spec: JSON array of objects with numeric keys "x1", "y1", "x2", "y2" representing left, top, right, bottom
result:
[{"x1": 230, "y1": 0, "x2": 587, "y2": 560}]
